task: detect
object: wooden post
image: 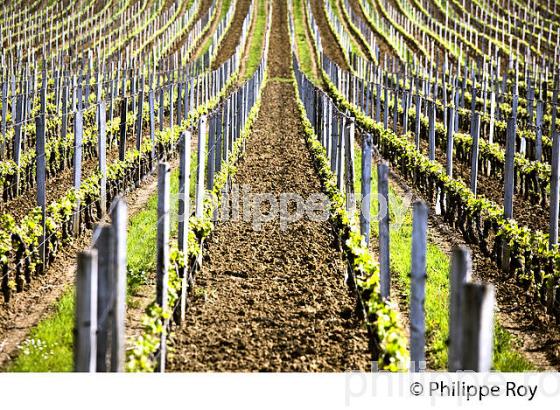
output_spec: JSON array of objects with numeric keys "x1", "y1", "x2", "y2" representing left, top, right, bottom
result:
[
  {"x1": 504, "y1": 117, "x2": 516, "y2": 219},
  {"x1": 337, "y1": 115, "x2": 346, "y2": 192},
  {"x1": 178, "y1": 131, "x2": 191, "y2": 323},
  {"x1": 159, "y1": 84, "x2": 164, "y2": 132},
  {"x1": 446, "y1": 106, "x2": 454, "y2": 177},
  {"x1": 92, "y1": 225, "x2": 113, "y2": 372},
  {"x1": 110, "y1": 198, "x2": 127, "y2": 372},
  {"x1": 392, "y1": 90, "x2": 398, "y2": 133},
  {"x1": 13, "y1": 94, "x2": 23, "y2": 194},
  {"x1": 375, "y1": 83, "x2": 381, "y2": 122},
  {"x1": 0, "y1": 81, "x2": 6, "y2": 159},
  {"x1": 149, "y1": 88, "x2": 156, "y2": 168},
  {"x1": 74, "y1": 250, "x2": 98, "y2": 372},
  {"x1": 215, "y1": 106, "x2": 223, "y2": 174},
  {"x1": 345, "y1": 118, "x2": 355, "y2": 213},
  {"x1": 383, "y1": 86, "x2": 389, "y2": 129},
  {"x1": 195, "y1": 116, "x2": 207, "y2": 218},
  {"x1": 207, "y1": 114, "x2": 216, "y2": 190},
  {"x1": 360, "y1": 134, "x2": 373, "y2": 244},
  {"x1": 535, "y1": 100, "x2": 544, "y2": 161},
  {"x1": 402, "y1": 91, "x2": 409, "y2": 134},
  {"x1": 448, "y1": 246, "x2": 472, "y2": 372},
  {"x1": 136, "y1": 82, "x2": 144, "y2": 151},
  {"x1": 549, "y1": 127, "x2": 560, "y2": 247},
  {"x1": 73, "y1": 109, "x2": 84, "y2": 236},
  {"x1": 156, "y1": 162, "x2": 171, "y2": 372},
  {"x1": 470, "y1": 112, "x2": 481, "y2": 194},
  {"x1": 461, "y1": 283, "x2": 495, "y2": 371},
  {"x1": 169, "y1": 82, "x2": 174, "y2": 133},
  {"x1": 428, "y1": 101, "x2": 436, "y2": 160},
  {"x1": 330, "y1": 112, "x2": 338, "y2": 172},
  {"x1": 62, "y1": 81, "x2": 69, "y2": 160},
  {"x1": 410, "y1": 201, "x2": 428, "y2": 372},
  {"x1": 119, "y1": 97, "x2": 127, "y2": 161},
  {"x1": 415, "y1": 94, "x2": 422, "y2": 149},
  {"x1": 378, "y1": 161, "x2": 390, "y2": 300},
  {"x1": 36, "y1": 110, "x2": 46, "y2": 269},
  {"x1": 98, "y1": 101, "x2": 107, "y2": 214}
]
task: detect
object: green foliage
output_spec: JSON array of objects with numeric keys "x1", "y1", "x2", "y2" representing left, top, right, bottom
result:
[{"x1": 294, "y1": 78, "x2": 409, "y2": 372}]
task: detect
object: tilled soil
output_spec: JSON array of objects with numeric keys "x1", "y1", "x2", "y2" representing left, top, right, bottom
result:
[
  {"x1": 211, "y1": 0, "x2": 253, "y2": 69},
  {"x1": 309, "y1": 0, "x2": 349, "y2": 70},
  {"x1": 167, "y1": 0, "x2": 370, "y2": 372},
  {"x1": 346, "y1": 0, "x2": 397, "y2": 62},
  {"x1": 336, "y1": 0, "x2": 370, "y2": 58}
]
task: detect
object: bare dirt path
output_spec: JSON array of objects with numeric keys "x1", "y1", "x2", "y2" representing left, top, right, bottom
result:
[
  {"x1": 211, "y1": 0, "x2": 253, "y2": 69},
  {"x1": 167, "y1": 0, "x2": 370, "y2": 372},
  {"x1": 308, "y1": 0, "x2": 348, "y2": 69},
  {"x1": 346, "y1": 0, "x2": 397, "y2": 61}
]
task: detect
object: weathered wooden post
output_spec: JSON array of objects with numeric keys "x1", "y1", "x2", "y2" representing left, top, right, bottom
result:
[
  {"x1": 375, "y1": 82, "x2": 381, "y2": 122},
  {"x1": 13, "y1": 94, "x2": 23, "y2": 194},
  {"x1": 549, "y1": 127, "x2": 560, "y2": 247},
  {"x1": 74, "y1": 249, "x2": 98, "y2": 372},
  {"x1": 156, "y1": 162, "x2": 171, "y2": 372},
  {"x1": 448, "y1": 246, "x2": 472, "y2": 372},
  {"x1": 98, "y1": 101, "x2": 107, "y2": 214},
  {"x1": 178, "y1": 131, "x2": 192, "y2": 323},
  {"x1": 337, "y1": 115, "x2": 346, "y2": 192},
  {"x1": 446, "y1": 106, "x2": 455, "y2": 176},
  {"x1": 135, "y1": 79, "x2": 144, "y2": 151},
  {"x1": 159, "y1": 80, "x2": 165, "y2": 132},
  {"x1": 383, "y1": 85, "x2": 389, "y2": 130},
  {"x1": 378, "y1": 161, "x2": 390, "y2": 300},
  {"x1": 92, "y1": 225, "x2": 113, "y2": 372},
  {"x1": 119, "y1": 97, "x2": 127, "y2": 161},
  {"x1": 410, "y1": 201, "x2": 428, "y2": 372},
  {"x1": 0, "y1": 81, "x2": 7, "y2": 159},
  {"x1": 415, "y1": 94, "x2": 422, "y2": 149},
  {"x1": 36, "y1": 100, "x2": 47, "y2": 270},
  {"x1": 503, "y1": 117, "x2": 516, "y2": 220},
  {"x1": 402, "y1": 91, "x2": 409, "y2": 134},
  {"x1": 196, "y1": 115, "x2": 207, "y2": 218},
  {"x1": 345, "y1": 118, "x2": 356, "y2": 213},
  {"x1": 461, "y1": 283, "x2": 495, "y2": 371},
  {"x1": 207, "y1": 113, "x2": 216, "y2": 190},
  {"x1": 501, "y1": 117, "x2": 516, "y2": 270},
  {"x1": 470, "y1": 112, "x2": 481, "y2": 194},
  {"x1": 535, "y1": 100, "x2": 544, "y2": 161},
  {"x1": 110, "y1": 198, "x2": 127, "y2": 372},
  {"x1": 330, "y1": 112, "x2": 339, "y2": 172},
  {"x1": 360, "y1": 133, "x2": 373, "y2": 243},
  {"x1": 428, "y1": 101, "x2": 436, "y2": 160},
  {"x1": 73, "y1": 107, "x2": 84, "y2": 236}
]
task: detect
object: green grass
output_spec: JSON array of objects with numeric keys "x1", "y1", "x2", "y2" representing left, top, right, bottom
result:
[
  {"x1": 353, "y1": 144, "x2": 535, "y2": 371},
  {"x1": 243, "y1": 0, "x2": 267, "y2": 81},
  {"x1": 7, "y1": 292, "x2": 75, "y2": 372},
  {"x1": 7, "y1": 161, "x2": 195, "y2": 371},
  {"x1": 293, "y1": 0, "x2": 319, "y2": 84}
]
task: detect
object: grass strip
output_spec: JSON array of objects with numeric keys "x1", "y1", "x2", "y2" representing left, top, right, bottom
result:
[
  {"x1": 353, "y1": 145, "x2": 534, "y2": 371},
  {"x1": 243, "y1": 0, "x2": 267, "y2": 81},
  {"x1": 7, "y1": 160, "x2": 198, "y2": 371}
]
